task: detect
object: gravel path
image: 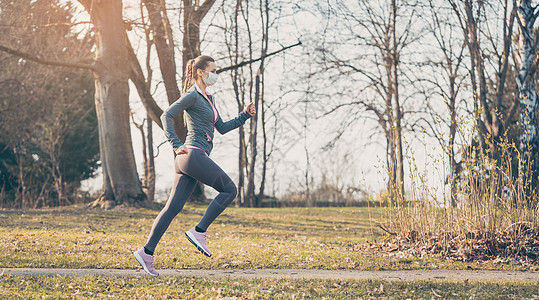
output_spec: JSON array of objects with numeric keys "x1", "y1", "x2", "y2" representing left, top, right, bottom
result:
[{"x1": 2, "y1": 268, "x2": 539, "y2": 281}]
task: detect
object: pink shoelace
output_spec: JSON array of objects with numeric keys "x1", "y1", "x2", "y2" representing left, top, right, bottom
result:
[{"x1": 197, "y1": 232, "x2": 208, "y2": 249}]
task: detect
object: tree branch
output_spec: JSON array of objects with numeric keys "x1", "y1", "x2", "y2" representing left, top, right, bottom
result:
[
  {"x1": 322, "y1": 101, "x2": 360, "y2": 116},
  {"x1": 0, "y1": 21, "x2": 92, "y2": 28},
  {"x1": 533, "y1": 3, "x2": 539, "y2": 21},
  {"x1": 0, "y1": 45, "x2": 94, "y2": 70},
  {"x1": 217, "y1": 41, "x2": 302, "y2": 74},
  {"x1": 195, "y1": 0, "x2": 218, "y2": 22},
  {"x1": 504, "y1": 97, "x2": 520, "y2": 130},
  {"x1": 126, "y1": 36, "x2": 164, "y2": 128}
]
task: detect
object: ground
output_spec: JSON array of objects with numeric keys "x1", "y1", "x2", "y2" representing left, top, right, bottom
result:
[{"x1": 1, "y1": 204, "x2": 538, "y2": 298}]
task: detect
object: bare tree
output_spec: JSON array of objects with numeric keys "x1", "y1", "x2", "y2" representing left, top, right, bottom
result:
[
  {"x1": 449, "y1": 0, "x2": 517, "y2": 156},
  {"x1": 220, "y1": 0, "x2": 273, "y2": 207},
  {"x1": 448, "y1": 0, "x2": 519, "y2": 204},
  {"x1": 222, "y1": 0, "x2": 251, "y2": 206},
  {"x1": 131, "y1": 114, "x2": 156, "y2": 202},
  {"x1": 0, "y1": 0, "x2": 154, "y2": 208},
  {"x1": 245, "y1": 0, "x2": 271, "y2": 207},
  {"x1": 141, "y1": 1, "x2": 157, "y2": 202},
  {"x1": 420, "y1": 1, "x2": 467, "y2": 207},
  {"x1": 302, "y1": 100, "x2": 313, "y2": 207},
  {"x1": 515, "y1": 0, "x2": 539, "y2": 201},
  {"x1": 315, "y1": 0, "x2": 418, "y2": 203},
  {"x1": 256, "y1": 0, "x2": 272, "y2": 204},
  {"x1": 0, "y1": 0, "x2": 296, "y2": 209},
  {"x1": 0, "y1": 0, "x2": 98, "y2": 208}
]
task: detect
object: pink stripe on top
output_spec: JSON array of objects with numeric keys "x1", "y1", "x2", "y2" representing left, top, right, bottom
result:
[
  {"x1": 185, "y1": 145, "x2": 209, "y2": 156},
  {"x1": 194, "y1": 83, "x2": 218, "y2": 122},
  {"x1": 208, "y1": 97, "x2": 218, "y2": 123}
]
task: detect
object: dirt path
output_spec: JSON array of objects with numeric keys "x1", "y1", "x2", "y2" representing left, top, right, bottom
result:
[{"x1": 2, "y1": 268, "x2": 538, "y2": 281}]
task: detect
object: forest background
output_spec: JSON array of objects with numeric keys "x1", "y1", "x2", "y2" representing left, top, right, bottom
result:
[{"x1": 0, "y1": 0, "x2": 538, "y2": 213}]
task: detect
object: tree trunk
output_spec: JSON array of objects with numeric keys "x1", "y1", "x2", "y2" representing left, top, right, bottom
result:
[
  {"x1": 146, "y1": 114, "x2": 156, "y2": 202},
  {"x1": 516, "y1": 0, "x2": 539, "y2": 202},
  {"x1": 238, "y1": 126, "x2": 247, "y2": 206},
  {"x1": 142, "y1": 12, "x2": 156, "y2": 203},
  {"x1": 257, "y1": 87, "x2": 268, "y2": 204},
  {"x1": 256, "y1": 0, "x2": 270, "y2": 206},
  {"x1": 82, "y1": 0, "x2": 148, "y2": 209},
  {"x1": 382, "y1": 0, "x2": 404, "y2": 204},
  {"x1": 391, "y1": 0, "x2": 405, "y2": 201},
  {"x1": 17, "y1": 154, "x2": 25, "y2": 209},
  {"x1": 304, "y1": 101, "x2": 312, "y2": 207},
  {"x1": 241, "y1": 0, "x2": 258, "y2": 207},
  {"x1": 132, "y1": 115, "x2": 156, "y2": 202},
  {"x1": 230, "y1": 0, "x2": 246, "y2": 206},
  {"x1": 246, "y1": 71, "x2": 260, "y2": 207},
  {"x1": 449, "y1": 71, "x2": 458, "y2": 207}
]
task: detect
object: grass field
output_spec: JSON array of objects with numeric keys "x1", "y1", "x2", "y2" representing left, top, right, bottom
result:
[
  {"x1": 1, "y1": 275, "x2": 538, "y2": 299},
  {"x1": 1, "y1": 204, "x2": 538, "y2": 298},
  {"x1": 0, "y1": 204, "x2": 532, "y2": 271}
]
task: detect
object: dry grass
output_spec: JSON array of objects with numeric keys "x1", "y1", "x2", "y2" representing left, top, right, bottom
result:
[
  {"x1": 0, "y1": 204, "x2": 387, "y2": 270},
  {"x1": 0, "y1": 203, "x2": 529, "y2": 271},
  {"x1": 378, "y1": 116, "x2": 539, "y2": 267}
]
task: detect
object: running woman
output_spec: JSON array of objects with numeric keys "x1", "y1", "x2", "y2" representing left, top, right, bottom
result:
[{"x1": 134, "y1": 55, "x2": 256, "y2": 276}]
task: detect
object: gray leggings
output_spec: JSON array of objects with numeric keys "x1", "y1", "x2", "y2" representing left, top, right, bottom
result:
[{"x1": 144, "y1": 148, "x2": 237, "y2": 253}]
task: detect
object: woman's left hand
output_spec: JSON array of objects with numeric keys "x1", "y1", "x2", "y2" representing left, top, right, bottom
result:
[{"x1": 246, "y1": 101, "x2": 256, "y2": 116}]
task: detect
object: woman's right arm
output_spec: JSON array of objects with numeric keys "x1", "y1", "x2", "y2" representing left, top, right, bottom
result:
[{"x1": 160, "y1": 94, "x2": 195, "y2": 152}]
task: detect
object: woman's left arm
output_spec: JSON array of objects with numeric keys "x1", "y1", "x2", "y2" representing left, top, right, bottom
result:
[{"x1": 215, "y1": 101, "x2": 256, "y2": 134}]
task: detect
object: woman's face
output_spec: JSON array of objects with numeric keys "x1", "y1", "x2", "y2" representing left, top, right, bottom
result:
[{"x1": 199, "y1": 61, "x2": 217, "y2": 79}]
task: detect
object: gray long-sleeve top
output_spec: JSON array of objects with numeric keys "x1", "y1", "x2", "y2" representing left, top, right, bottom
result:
[{"x1": 161, "y1": 84, "x2": 251, "y2": 155}]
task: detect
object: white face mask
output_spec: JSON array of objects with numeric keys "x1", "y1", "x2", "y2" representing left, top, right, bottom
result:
[{"x1": 203, "y1": 70, "x2": 218, "y2": 86}]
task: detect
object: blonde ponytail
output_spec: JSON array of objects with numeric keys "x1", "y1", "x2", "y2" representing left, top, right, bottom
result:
[
  {"x1": 183, "y1": 59, "x2": 195, "y2": 93},
  {"x1": 182, "y1": 60, "x2": 195, "y2": 126}
]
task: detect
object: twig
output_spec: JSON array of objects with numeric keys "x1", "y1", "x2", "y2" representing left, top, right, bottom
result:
[
  {"x1": 88, "y1": 225, "x2": 106, "y2": 234},
  {"x1": 431, "y1": 288, "x2": 443, "y2": 298},
  {"x1": 0, "y1": 45, "x2": 94, "y2": 70},
  {"x1": 153, "y1": 140, "x2": 169, "y2": 158},
  {"x1": 378, "y1": 224, "x2": 397, "y2": 236},
  {"x1": 217, "y1": 41, "x2": 302, "y2": 74}
]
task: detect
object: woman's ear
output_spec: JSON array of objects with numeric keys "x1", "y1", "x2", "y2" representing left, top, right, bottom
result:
[{"x1": 196, "y1": 68, "x2": 204, "y2": 78}]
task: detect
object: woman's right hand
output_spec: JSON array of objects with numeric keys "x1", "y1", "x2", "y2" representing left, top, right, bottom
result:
[{"x1": 175, "y1": 145, "x2": 188, "y2": 156}]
